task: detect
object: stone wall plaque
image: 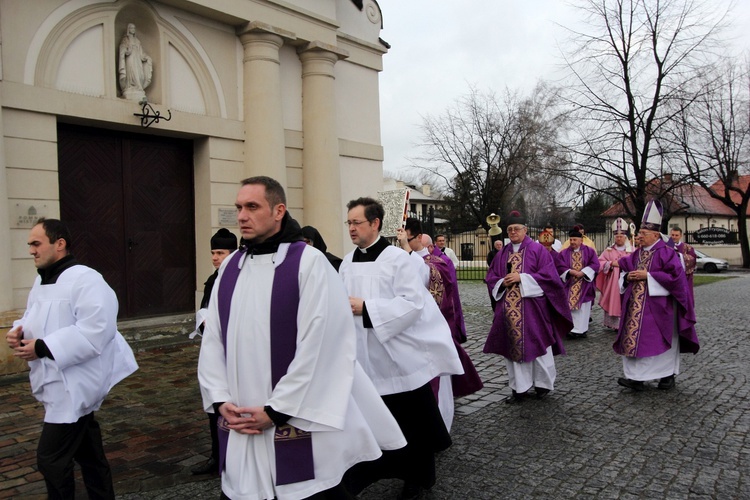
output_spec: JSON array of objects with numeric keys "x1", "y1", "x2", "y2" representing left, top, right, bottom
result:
[
  {"x1": 218, "y1": 208, "x2": 237, "y2": 227},
  {"x1": 13, "y1": 203, "x2": 49, "y2": 228}
]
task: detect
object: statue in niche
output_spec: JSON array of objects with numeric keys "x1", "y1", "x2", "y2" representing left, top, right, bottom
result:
[{"x1": 118, "y1": 23, "x2": 153, "y2": 101}]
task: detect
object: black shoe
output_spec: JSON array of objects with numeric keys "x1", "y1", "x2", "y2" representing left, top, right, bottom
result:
[
  {"x1": 397, "y1": 481, "x2": 423, "y2": 500},
  {"x1": 579, "y1": 332, "x2": 587, "y2": 338},
  {"x1": 658, "y1": 375, "x2": 675, "y2": 390},
  {"x1": 617, "y1": 378, "x2": 645, "y2": 391},
  {"x1": 535, "y1": 387, "x2": 550, "y2": 399},
  {"x1": 566, "y1": 332, "x2": 578, "y2": 340},
  {"x1": 191, "y1": 456, "x2": 218, "y2": 475},
  {"x1": 505, "y1": 390, "x2": 528, "y2": 404}
]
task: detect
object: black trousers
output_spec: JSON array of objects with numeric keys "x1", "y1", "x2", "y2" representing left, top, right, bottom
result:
[
  {"x1": 342, "y1": 383, "x2": 451, "y2": 495},
  {"x1": 37, "y1": 412, "x2": 115, "y2": 500},
  {"x1": 208, "y1": 411, "x2": 220, "y2": 460}
]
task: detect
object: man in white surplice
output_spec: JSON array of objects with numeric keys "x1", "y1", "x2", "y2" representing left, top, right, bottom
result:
[
  {"x1": 6, "y1": 219, "x2": 138, "y2": 499},
  {"x1": 198, "y1": 177, "x2": 405, "y2": 500},
  {"x1": 339, "y1": 197, "x2": 463, "y2": 500}
]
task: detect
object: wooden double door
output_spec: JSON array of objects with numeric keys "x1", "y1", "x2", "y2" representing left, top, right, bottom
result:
[{"x1": 58, "y1": 124, "x2": 196, "y2": 318}]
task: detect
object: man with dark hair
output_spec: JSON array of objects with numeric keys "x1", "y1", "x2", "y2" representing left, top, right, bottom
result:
[
  {"x1": 198, "y1": 180, "x2": 405, "y2": 499},
  {"x1": 484, "y1": 211, "x2": 572, "y2": 403},
  {"x1": 669, "y1": 226, "x2": 697, "y2": 302},
  {"x1": 341, "y1": 200, "x2": 462, "y2": 500},
  {"x1": 6, "y1": 218, "x2": 138, "y2": 499},
  {"x1": 346, "y1": 196, "x2": 385, "y2": 231},
  {"x1": 241, "y1": 175, "x2": 287, "y2": 207},
  {"x1": 36, "y1": 218, "x2": 73, "y2": 250},
  {"x1": 192, "y1": 228, "x2": 238, "y2": 476},
  {"x1": 435, "y1": 233, "x2": 459, "y2": 267}
]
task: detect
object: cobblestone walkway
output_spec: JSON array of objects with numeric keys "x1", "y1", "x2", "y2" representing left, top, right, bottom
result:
[{"x1": 1, "y1": 276, "x2": 748, "y2": 499}]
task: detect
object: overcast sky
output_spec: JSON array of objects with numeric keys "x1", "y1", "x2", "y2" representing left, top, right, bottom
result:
[{"x1": 375, "y1": 0, "x2": 750, "y2": 178}]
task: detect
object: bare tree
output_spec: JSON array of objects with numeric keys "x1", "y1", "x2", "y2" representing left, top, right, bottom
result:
[
  {"x1": 412, "y1": 84, "x2": 569, "y2": 231},
  {"x1": 671, "y1": 59, "x2": 750, "y2": 267},
  {"x1": 383, "y1": 169, "x2": 448, "y2": 198},
  {"x1": 560, "y1": 0, "x2": 729, "y2": 227}
]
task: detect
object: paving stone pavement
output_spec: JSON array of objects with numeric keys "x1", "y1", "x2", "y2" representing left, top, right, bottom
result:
[{"x1": 1, "y1": 275, "x2": 749, "y2": 499}]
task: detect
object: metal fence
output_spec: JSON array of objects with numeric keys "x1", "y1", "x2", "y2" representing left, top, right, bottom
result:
[
  {"x1": 446, "y1": 227, "x2": 743, "y2": 280},
  {"x1": 445, "y1": 228, "x2": 614, "y2": 280}
]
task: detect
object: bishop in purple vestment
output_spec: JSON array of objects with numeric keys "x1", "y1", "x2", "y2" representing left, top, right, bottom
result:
[
  {"x1": 614, "y1": 200, "x2": 699, "y2": 392},
  {"x1": 559, "y1": 228, "x2": 600, "y2": 338},
  {"x1": 483, "y1": 211, "x2": 572, "y2": 403}
]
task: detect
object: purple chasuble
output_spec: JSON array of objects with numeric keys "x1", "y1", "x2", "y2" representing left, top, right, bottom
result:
[
  {"x1": 559, "y1": 245, "x2": 600, "y2": 308},
  {"x1": 434, "y1": 247, "x2": 467, "y2": 343},
  {"x1": 613, "y1": 239, "x2": 699, "y2": 358},
  {"x1": 673, "y1": 242, "x2": 697, "y2": 307},
  {"x1": 483, "y1": 236, "x2": 572, "y2": 362},
  {"x1": 422, "y1": 251, "x2": 483, "y2": 398},
  {"x1": 216, "y1": 241, "x2": 314, "y2": 485}
]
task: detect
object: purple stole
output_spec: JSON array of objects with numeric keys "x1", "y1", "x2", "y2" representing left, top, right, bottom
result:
[
  {"x1": 619, "y1": 248, "x2": 655, "y2": 357},
  {"x1": 567, "y1": 251, "x2": 584, "y2": 310},
  {"x1": 216, "y1": 241, "x2": 314, "y2": 485},
  {"x1": 504, "y1": 251, "x2": 525, "y2": 361}
]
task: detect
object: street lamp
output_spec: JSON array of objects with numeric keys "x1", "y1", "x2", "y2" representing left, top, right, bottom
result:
[{"x1": 576, "y1": 185, "x2": 585, "y2": 208}]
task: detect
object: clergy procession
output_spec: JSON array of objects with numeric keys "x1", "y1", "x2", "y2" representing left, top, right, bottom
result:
[{"x1": 6, "y1": 179, "x2": 703, "y2": 500}]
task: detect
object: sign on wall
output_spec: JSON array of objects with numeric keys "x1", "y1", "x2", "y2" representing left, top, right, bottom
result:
[
  {"x1": 13, "y1": 203, "x2": 50, "y2": 228},
  {"x1": 693, "y1": 227, "x2": 730, "y2": 244},
  {"x1": 218, "y1": 208, "x2": 237, "y2": 227}
]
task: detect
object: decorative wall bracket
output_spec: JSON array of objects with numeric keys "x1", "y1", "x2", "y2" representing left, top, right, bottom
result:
[{"x1": 134, "y1": 99, "x2": 172, "y2": 128}]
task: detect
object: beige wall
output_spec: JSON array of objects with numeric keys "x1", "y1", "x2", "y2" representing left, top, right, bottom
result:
[
  {"x1": 692, "y1": 244, "x2": 743, "y2": 266},
  {"x1": 0, "y1": 0, "x2": 388, "y2": 332},
  {"x1": 668, "y1": 214, "x2": 744, "y2": 232}
]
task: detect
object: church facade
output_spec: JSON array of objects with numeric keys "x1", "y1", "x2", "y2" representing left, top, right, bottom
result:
[{"x1": 0, "y1": 0, "x2": 388, "y2": 323}]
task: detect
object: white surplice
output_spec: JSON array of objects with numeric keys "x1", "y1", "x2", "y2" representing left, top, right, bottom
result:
[
  {"x1": 198, "y1": 243, "x2": 406, "y2": 500},
  {"x1": 339, "y1": 245, "x2": 463, "y2": 396},
  {"x1": 13, "y1": 265, "x2": 138, "y2": 424}
]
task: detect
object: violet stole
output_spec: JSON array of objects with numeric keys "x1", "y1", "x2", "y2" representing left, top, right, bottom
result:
[{"x1": 215, "y1": 241, "x2": 314, "y2": 485}]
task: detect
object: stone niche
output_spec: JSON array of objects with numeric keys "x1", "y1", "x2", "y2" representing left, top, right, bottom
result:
[{"x1": 115, "y1": 5, "x2": 160, "y2": 103}]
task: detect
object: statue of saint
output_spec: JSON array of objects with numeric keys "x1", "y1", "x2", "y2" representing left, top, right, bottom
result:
[{"x1": 118, "y1": 23, "x2": 153, "y2": 101}]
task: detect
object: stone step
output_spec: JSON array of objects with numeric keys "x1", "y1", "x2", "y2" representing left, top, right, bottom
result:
[{"x1": 117, "y1": 313, "x2": 199, "y2": 352}]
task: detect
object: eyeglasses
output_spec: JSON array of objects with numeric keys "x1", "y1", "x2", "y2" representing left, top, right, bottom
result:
[
  {"x1": 506, "y1": 226, "x2": 526, "y2": 233},
  {"x1": 407, "y1": 236, "x2": 417, "y2": 242},
  {"x1": 345, "y1": 220, "x2": 370, "y2": 226}
]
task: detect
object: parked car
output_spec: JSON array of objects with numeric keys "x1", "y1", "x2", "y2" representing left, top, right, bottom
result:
[{"x1": 694, "y1": 249, "x2": 729, "y2": 273}]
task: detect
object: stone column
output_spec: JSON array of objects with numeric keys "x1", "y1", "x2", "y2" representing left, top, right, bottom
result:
[
  {"x1": 238, "y1": 24, "x2": 291, "y2": 186},
  {"x1": 0, "y1": 84, "x2": 12, "y2": 315},
  {"x1": 298, "y1": 42, "x2": 348, "y2": 256}
]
